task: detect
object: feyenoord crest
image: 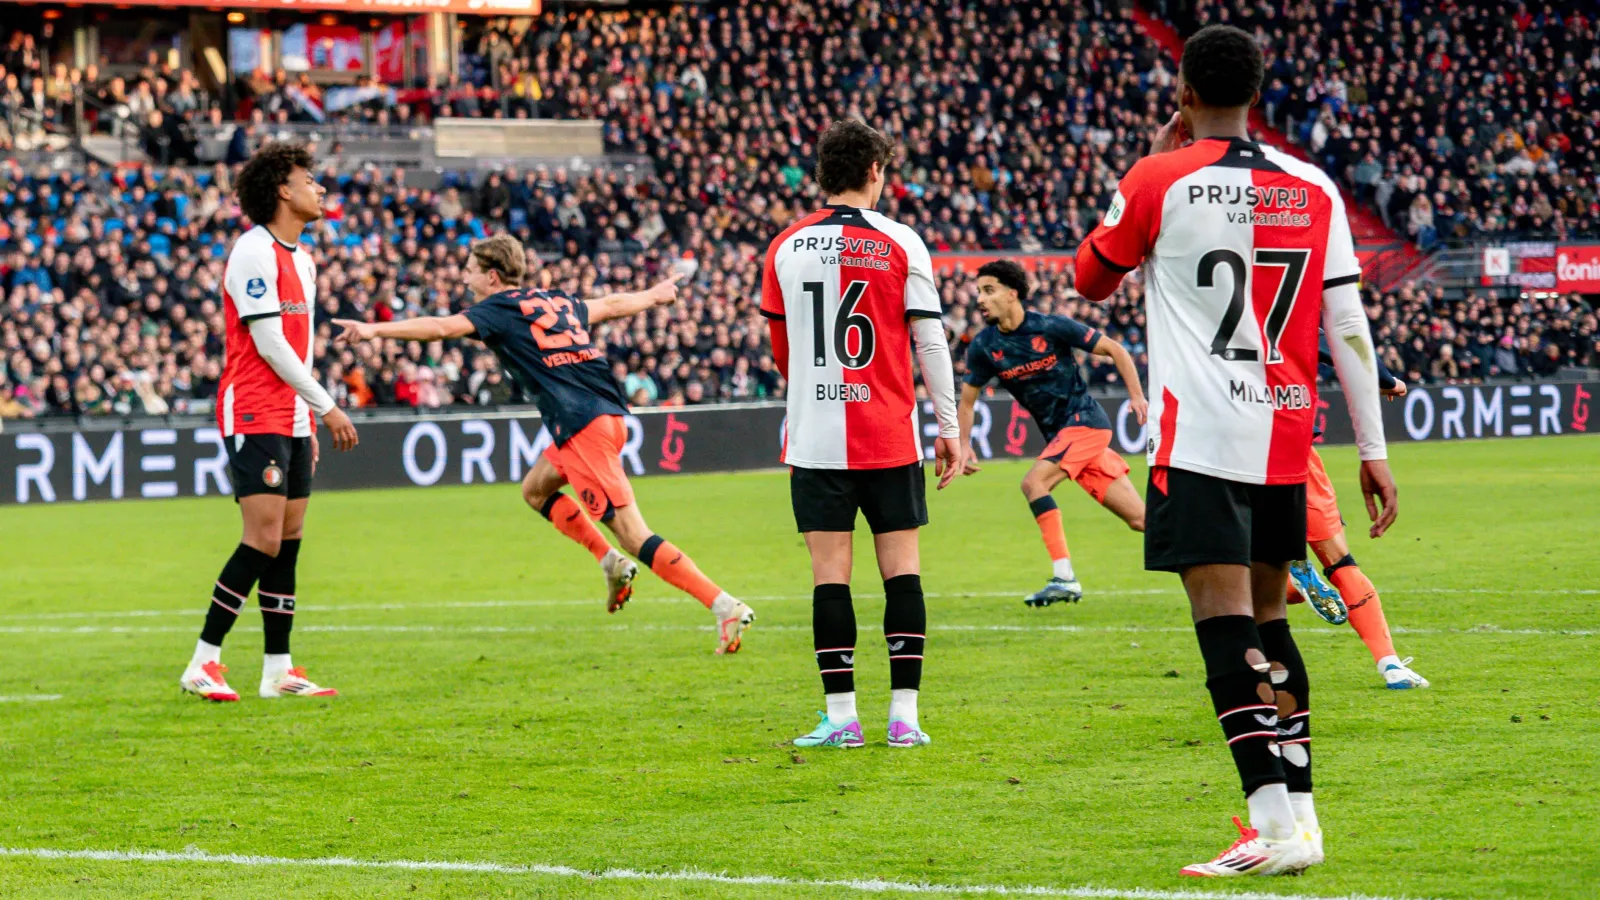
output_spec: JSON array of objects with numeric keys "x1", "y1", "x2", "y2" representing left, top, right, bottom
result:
[{"x1": 263, "y1": 463, "x2": 284, "y2": 489}]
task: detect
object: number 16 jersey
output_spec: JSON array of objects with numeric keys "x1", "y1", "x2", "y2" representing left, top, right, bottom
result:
[
  {"x1": 760, "y1": 205, "x2": 943, "y2": 470},
  {"x1": 462, "y1": 287, "x2": 628, "y2": 446},
  {"x1": 1081, "y1": 137, "x2": 1363, "y2": 485}
]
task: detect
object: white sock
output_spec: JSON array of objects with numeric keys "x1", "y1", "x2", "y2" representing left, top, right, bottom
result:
[
  {"x1": 1289, "y1": 792, "x2": 1318, "y2": 831},
  {"x1": 1377, "y1": 654, "x2": 1401, "y2": 673},
  {"x1": 1246, "y1": 783, "x2": 1298, "y2": 841},
  {"x1": 263, "y1": 653, "x2": 293, "y2": 682},
  {"x1": 1052, "y1": 557, "x2": 1075, "y2": 581},
  {"x1": 189, "y1": 639, "x2": 221, "y2": 670},
  {"x1": 710, "y1": 591, "x2": 740, "y2": 620},
  {"x1": 889, "y1": 688, "x2": 919, "y2": 723},
  {"x1": 824, "y1": 691, "x2": 857, "y2": 723}
]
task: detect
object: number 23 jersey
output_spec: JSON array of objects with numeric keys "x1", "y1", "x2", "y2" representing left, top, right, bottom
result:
[
  {"x1": 760, "y1": 204, "x2": 943, "y2": 470},
  {"x1": 1082, "y1": 137, "x2": 1363, "y2": 485},
  {"x1": 462, "y1": 288, "x2": 628, "y2": 446}
]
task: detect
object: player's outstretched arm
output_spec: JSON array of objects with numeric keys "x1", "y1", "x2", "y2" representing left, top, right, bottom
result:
[
  {"x1": 333, "y1": 315, "x2": 477, "y2": 346},
  {"x1": 587, "y1": 273, "x2": 687, "y2": 324},
  {"x1": 1093, "y1": 334, "x2": 1147, "y2": 424},
  {"x1": 957, "y1": 383, "x2": 982, "y2": 475}
]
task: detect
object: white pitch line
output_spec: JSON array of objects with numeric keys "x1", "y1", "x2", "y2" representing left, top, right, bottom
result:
[
  {"x1": 0, "y1": 694, "x2": 61, "y2": 703},
  {"x1": 0, "y1": 846, "x2": 1442, "y2": 900},
  {"x1": 0, "y1": 622, "x2": 1592, "y2": 638},
  {"x1": 0, "y1": 586, "x2": 1591, "y2": 623}
]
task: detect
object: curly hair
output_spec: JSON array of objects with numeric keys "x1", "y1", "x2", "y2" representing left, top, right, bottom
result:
[
  {"x1": 1180, "y1": 25, "x2": 1264, "y2": 108},
  {"x1": 236, "y1": 142, "x2": 315, "y2": 227},
  {"x1": 975, "y1": 260, "x2": 1030, "y2": 301},
  {"x1": 815, "y1": 119, "x2": 895, "y2": 196}
]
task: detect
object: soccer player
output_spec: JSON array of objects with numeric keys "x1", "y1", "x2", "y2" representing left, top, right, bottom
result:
[
  {"x1": 760, "y1": 119, "x2": 962, "y2": 749},
  {"x1": 180, "y1": 142, "x2": 360, "y2": 703},
  {"x1": 1072, "y1": 26, "x2": 1397, "y2": 876},
  {"x1": 333, "y1": 235, "x2": 755, "y2": 653},
  {"x1": 956, "y1": 259, "x2": 1148, "y2": 606},
  {"x1": 1290, "y1": 345, "x2": 1429, "y2": 689}
]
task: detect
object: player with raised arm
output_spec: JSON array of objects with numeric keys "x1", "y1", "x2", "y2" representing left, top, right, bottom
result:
[
  {"x1": 1072, "y1": 26, "x2": 1397, "y2": 876},
  {"x1": 180, "y1": 142, "x2": 361, "y2": 703},
  {"x1": 1288, "y1": 340, "x2": 1429, "y2": 689},
  {"x1": 334, "y1": 235, "x2": 754, "y2": 653},
  {"x1": 956, "y1": 260, "x2": 1148, "y2": 607},
  {"x1": 760, "y1": 119, "x2": 962, "y2": 750}
]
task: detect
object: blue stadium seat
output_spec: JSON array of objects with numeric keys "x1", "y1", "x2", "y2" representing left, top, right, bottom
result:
[
  {"x1": 105, "y1": 218, "x2": 124, "y2": 233},
  {"x1": 195, "y1": 173, "x2": 211, "y2": 188},
  {"x1": 157, "y1": 217, "x2": 178, "y2": 233},
  {"x1": 148, "y1": 234, "x2": 172, "y2": 256}
]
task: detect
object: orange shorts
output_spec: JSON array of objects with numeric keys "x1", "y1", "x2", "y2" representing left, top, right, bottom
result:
[
  {"x1": 1304, "y1": 446, "x2": 1344, "y2": 543},
  {"x1": 544, "y1": 415, "x2": 634, "y2": 521},
  {"x1": 1040, "y1": 425, "x2": 1130, "y2": 505}
]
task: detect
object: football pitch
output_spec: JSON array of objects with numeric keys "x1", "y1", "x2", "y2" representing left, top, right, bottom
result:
[{"x1": 1, "y1": 436, "x2": 1596, "y2": 899}]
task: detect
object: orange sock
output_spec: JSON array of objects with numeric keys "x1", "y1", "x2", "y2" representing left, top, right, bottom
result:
[
  {"x1": 541, "y1": 493, "x2": 613, "y2": 562},
  {"x1": 640, "y1": 536, "x2": 722, "y2": 608},
  {"x1": 1029, "y1": 496, "x2": 1071, "y2": 563},
  {"x1": 1328, "y1": 562, "x2": 1395, "y2": 663}
]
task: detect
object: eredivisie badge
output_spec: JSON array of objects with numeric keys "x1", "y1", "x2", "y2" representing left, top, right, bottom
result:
[
  {"x1": 1103, "y1": 190, "x2": 1126, "y2": 227},
  {"x1": 263, "y1": 463, "x2": 284, "y2": 488}
]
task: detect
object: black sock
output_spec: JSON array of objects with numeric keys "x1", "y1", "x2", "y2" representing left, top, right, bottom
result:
[
  {"x1": 200, "y1": 543, "x2": 275, "y2": 647},
  {"x1": 1195, "y1": 614, "x2": 1286, "y2": 796},
  {"x1": 812, "y1": 583, "x2": 856, "y2": 695},
  {"x1": 883, "y1": 574, "x2": 925, "y2": 691},
  {"x1": 258, "y1": 538, "x2": 300, "y2": 656},
  {"x1": 1257, "y1": 617, "x2": 1311, "y2": 793}
]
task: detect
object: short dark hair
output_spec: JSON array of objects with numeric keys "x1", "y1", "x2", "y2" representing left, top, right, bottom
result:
[
  {"x1": 1180, "y1": 25, "x2": 1264, "y2": 109},
  {"x1": 815, "y1": 119, "x2": 895, "y2": 196},
  {"x1": 236, "y1": 142, "x2": 314, "y2": 226},
  {"x1": 975, "y1": 260, "x2": 1029, "y2": 301}
]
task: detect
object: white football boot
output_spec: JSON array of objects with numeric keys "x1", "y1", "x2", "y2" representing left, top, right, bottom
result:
[{"x1": 1180, "y1": 816, "x2": 1313, "y2": 877}]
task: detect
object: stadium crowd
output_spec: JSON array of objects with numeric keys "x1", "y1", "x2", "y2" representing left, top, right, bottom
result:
[
  {"x1": 1179, "y1": 0, "x2": 1600, "y2": 249},
  {"x1": 2, "y1": 1, "x2": 1598, "y2": 420}
]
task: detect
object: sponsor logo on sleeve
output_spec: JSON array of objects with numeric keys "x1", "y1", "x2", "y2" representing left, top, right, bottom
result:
[{"x1": 246, "y1": 277, "x2": 268, "y2": 299}]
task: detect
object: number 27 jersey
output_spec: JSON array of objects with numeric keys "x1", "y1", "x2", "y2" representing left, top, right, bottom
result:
[
  {"x1": 760, "y1": 205, "x2": 943, "y2": 470},
  {"x1": 1082, "y1": 137, "x2": 1363, "y2": 484}
]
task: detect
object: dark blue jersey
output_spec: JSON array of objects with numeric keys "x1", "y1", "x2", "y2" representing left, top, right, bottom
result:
[
  {"x1": 965, "y1": 311, "x2": 1112, "y2": 434},
  {"x1": 462, "y1": 288, "x2": 628, "y2": 446}
]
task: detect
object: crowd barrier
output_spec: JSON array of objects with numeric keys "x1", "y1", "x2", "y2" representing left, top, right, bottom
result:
[{"x1": 1, "y1": 381, "x2": 1592, "y2": 505}]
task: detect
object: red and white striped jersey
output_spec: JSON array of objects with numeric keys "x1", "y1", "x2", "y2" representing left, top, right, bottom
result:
[
  {"x1": 1082, "y1": 138, "x2": 1366, "y2": 484},
  {"x1": 760, "y1": 205, "x2": 942, "y2": 470},
  {"x1": 218, "y1": 226, "x2": 318, "y2": 438}
]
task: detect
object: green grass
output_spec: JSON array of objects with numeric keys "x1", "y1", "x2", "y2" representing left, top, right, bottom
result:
[{"x1": 1, "y1": 436, "x2": 1597, "y2": 899}]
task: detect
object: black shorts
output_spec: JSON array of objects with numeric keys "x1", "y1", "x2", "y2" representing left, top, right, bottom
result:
[
  {"x1": 225, "y1": 433, "x2": 314, "y2": 501},
  {"x1": 791, "y1": 463, "x2": 928, "y2": 534},
  {"x1": 1144, "y1": 466, "x2": 1306, "y2": 572}
]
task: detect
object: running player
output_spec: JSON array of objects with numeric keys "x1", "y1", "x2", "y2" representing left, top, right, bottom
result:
[
  {"x1": 180, "y1": 142, "x2": 360, "y2": 703},
  {"x1": 1290, "y1": 340, "x2": 1429, "y2": 689},
  {"x1": 956, "y1": 259, "x2": 1147, "y2": 607},
  {"x1": 333, "y1": 235, "x2": 754, "y2": 653},
  {"x1": 761, "y1": 119, "x2": 962, "y2": 749},
  {"x1": 1072, "y1": 26, "x2": 1396, "y2": 876}
]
